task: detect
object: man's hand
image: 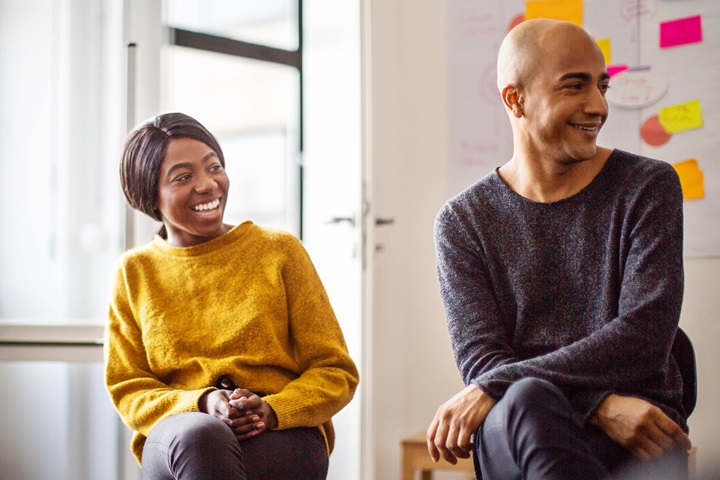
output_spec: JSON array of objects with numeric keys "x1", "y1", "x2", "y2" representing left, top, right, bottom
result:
[
  {"x1": 426, "y1": 384, "x2": 496, "y2": 465},
  {"x1": 591, "y1": 394, "x2": 691, "y2": 462}
]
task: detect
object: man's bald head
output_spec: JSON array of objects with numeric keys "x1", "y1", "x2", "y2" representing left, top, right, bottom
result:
[{"x1": 497, "y1": 19, "x2": 602, "y2": 91}]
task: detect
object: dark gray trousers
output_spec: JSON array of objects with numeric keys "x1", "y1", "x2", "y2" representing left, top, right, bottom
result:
[
  {"x1": 476, "y1": 378, "x2": 688, "y2": 480},
  {"x1": 141, "y1": 412, "x2": 328, "y2": 480}
]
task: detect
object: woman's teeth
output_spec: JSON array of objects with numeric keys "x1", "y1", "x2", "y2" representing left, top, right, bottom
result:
[{"x1": 192, "y1": 199, "x2": 220, "y2": 211}]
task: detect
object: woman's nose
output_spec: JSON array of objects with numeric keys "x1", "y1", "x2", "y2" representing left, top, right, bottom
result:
[{"x1": 194, "y1": 172, "x2": 218, "y2": 192}]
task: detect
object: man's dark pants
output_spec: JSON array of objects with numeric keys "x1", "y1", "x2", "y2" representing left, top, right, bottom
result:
[{"x1": 475, "y1": 378, "x2": 688, "y2": 480}]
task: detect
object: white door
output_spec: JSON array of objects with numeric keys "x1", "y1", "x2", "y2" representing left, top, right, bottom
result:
[{"x1": 302, "y1": 2, "x2": 364, "y2": 479}]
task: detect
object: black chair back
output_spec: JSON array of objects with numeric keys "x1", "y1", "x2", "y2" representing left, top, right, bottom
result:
[{"x1": 671, "y1": 327, "x2": 697, "y2": 417}]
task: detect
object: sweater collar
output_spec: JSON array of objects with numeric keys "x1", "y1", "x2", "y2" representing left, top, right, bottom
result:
[{"x1": 151, "y1": 221, "x2": 253, "y2": 257}]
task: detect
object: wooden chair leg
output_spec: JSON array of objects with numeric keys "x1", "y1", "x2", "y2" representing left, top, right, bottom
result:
[{"x1": 688, "y1": 446, "x2": 696, "y2": 480}]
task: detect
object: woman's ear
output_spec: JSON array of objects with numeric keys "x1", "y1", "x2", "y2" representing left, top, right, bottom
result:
[{"x1": 501, "y1": 84, "x2": 523, "y2": 118}]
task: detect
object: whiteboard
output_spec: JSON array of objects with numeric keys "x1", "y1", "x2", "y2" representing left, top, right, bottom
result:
[{"x1": 447, "y1": 0, "x2": 720, "y2": 257}]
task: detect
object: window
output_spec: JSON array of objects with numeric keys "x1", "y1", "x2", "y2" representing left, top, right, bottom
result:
[
  {"x1": 0, "y1": 2, "x2": 307, "y2": 479},
  {"x1": 0, "y1": 0, "x2": 124, "y2": 323},
  {"x1": 162, "y1": 0, "x2": 303, "y2": 236},
  {"x1": 0, "y1": 3, "x2": 126, "y2": 478},
  {"x1": 165, "y1": 0, "x2": 299, "y2": 50}
]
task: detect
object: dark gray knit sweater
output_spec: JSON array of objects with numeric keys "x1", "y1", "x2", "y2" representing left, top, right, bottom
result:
[{"x1": 434, "y1": 149, "x2": 687, "y2": 430}]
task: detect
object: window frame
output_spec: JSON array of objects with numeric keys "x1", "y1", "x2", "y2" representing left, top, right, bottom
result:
[{"x1": 166, "y1": 0, "x2": 305, "y2": 238}]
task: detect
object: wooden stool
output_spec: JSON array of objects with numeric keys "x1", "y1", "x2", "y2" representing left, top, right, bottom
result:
[
  {"x1": 401, "y1": 434, "x2": 695, "y2": 480},
  {"x1": 401, "y1": 432, "x2": 474, "y2": 480},
  {"x1": 688, "y1": 446, "x2": 697, "y2": 480}
]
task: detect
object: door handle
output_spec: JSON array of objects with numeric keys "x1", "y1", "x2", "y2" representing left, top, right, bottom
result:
[
  {"x1": 375, "y1": 218, "x2": 395, "y2": 226},
  {"x1": 325, "y1": 216, "x2": 356, "y2": 227}
]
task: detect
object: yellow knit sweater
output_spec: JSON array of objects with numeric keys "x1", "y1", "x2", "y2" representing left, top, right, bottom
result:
[{"x1": 104, "y1": 222, "x2": 359, "y2": 464}]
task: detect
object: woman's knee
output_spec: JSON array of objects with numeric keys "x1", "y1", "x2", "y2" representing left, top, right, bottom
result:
[
  {"x1": 143, "y1": 413, "x2": 243, "y2": 479},
  {"x1": 240, "y1": 428, "x2": 328, "y2": 480},
  {"x1": 151, "y1": 413, "x2": 243, "y2": 477},
  {"x1": 147, "y1": 412, "x2": 236, "y2": 453},
  {"x1": 174, "y1": 413, "x2": 235, "y2": 449}
]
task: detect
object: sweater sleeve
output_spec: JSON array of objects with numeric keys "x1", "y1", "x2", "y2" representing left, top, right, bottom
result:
[
  {"x1": 104, "y1": 264, "x2": 213, "y2": 437},
  {"x1": 261, "y1": 236, "x2": 359, "y2": 430},
  {"x1": 435, "y1": 204, "x2": 521, "y2": 390},
  {"x1": 436, "y1": 168, "x2": 684, "y2": 421}
]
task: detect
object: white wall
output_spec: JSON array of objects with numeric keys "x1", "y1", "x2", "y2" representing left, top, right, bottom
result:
[
  {"x1": 682, "y1": 258, "x2": 720, "y2": 479},
  {"x1": 365, "y1": 1, "x2": 467, "y2": 479},
  {"x1": 365, "y1": 2, "x2": 720, "y2": 479}
]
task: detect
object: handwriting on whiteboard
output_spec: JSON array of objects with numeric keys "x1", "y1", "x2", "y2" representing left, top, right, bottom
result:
[
  {"x1": 621, "y1": 0, "x2": 658, "y2": 21},
  {"x1": 606, "y1": 69, "x2": 668, "y2": 108}
]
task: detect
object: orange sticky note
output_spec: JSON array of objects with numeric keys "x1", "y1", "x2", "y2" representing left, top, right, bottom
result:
[
  {"x1": 525, "y1": 0, "x2": 583, "y2": 26},
  {"x1": 596, "y1": 38, "x2": 611, "y2": 65},
  {"x1": 672, "y1": 159, "x2": 704, "y2": 201},
  {"x1": 658, "y1": 100, "x2": 703, "y2": 134}
]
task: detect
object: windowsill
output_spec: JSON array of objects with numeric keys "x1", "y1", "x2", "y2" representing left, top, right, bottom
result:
[{"x1": 0, "y1": 322, "x2": 104, "y2": 362}]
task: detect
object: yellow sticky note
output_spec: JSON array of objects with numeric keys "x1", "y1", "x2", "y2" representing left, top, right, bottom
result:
[
  {"x1": 596, "y1": 38, "x2": 611, "y2": 65},
  {"x1": 672, "y1": 159, "x2": 704, "y2": 201},
  {"x1": 525, "y1": 0, "x2": 584, "y2": 26},
  {"x1": 658, "y1": 100, "x2": 703, "y2": 134}
]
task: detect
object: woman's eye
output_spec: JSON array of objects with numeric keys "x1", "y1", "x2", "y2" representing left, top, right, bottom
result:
[{"x1": 174, "y1": 174, "x2": 191, "y2": 182}]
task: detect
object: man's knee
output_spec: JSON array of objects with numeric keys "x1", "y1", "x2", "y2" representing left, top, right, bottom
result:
[
  {"x1": 479, "y1": 378, "x2": 608, "y2": 479},
  {"x1": 490, "y1": 377, "x2": 581, "y2": 434},
  {"x1": 504, "y1": 377, "x2": 565, "y2": 410}
]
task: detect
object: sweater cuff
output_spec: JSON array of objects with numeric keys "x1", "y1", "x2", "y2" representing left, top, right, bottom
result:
[
  {"x1": 195, "y1": 387, "x2": 217, "y2": 412},
  {"x1": 471, "y1": 378, "x2": 507, "y2": 402},
  {"x1": 262, "y1": 393, "x2": 309, "y2": 429},
  {"x1": 568, "y1": 390, "x2": 613, "y2": 424}
]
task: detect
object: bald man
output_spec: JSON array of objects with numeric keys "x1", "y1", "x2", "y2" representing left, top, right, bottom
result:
[{"x1": 426, "y1": 19, "x2": 692, "y2": 479}]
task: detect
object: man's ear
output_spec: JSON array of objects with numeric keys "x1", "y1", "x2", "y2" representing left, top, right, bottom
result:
[{"x1": 501, "y1": 84, "x2": 523, "y2": 118}]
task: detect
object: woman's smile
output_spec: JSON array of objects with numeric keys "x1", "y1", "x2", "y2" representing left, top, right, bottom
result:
[{"x1": 192, "y1": 198, "x2": 222, "y2": 214}]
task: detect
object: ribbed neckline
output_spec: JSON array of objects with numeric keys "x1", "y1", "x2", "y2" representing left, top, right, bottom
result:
[
  {"x1": 151, "y1": 221, "x2": 254, "y2": 257},
  {"x1": 491, "y1": 149, "x2": 619, "y2": 206}
]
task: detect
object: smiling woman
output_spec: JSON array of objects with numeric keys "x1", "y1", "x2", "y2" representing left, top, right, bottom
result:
[{"x1": 106, "y1": 112, "x2": 359, "y2": 479}]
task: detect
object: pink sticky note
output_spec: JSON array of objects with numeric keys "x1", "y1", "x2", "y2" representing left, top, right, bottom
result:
[
  {"x1": 660, "y1": 15, "x2": 703, "y2": 48},
  {"x1": 607, "y1": 65, "x2": 628, "y2": 78}
]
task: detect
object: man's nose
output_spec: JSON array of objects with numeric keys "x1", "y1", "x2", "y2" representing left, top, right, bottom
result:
[{"x1": 586, "y1": 86, "x2": 609, "y2": 117}]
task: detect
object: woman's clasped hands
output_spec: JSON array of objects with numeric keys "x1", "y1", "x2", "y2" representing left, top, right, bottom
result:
[{"x1": 201, "y1": 388, "x2": 279, "y2": 441}]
